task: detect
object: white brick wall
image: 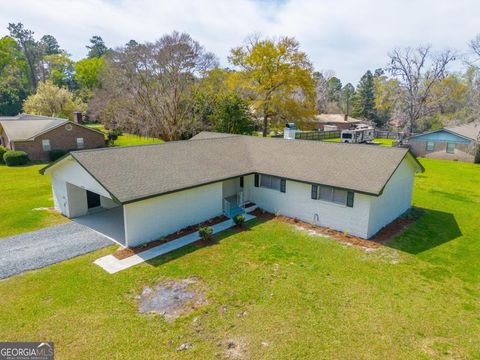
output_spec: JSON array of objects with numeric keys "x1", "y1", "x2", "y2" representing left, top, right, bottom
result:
[
  {"x1": 124, "y1": 182, "x2": 223, "y2": 247},
  {"x1": 244, "y1": 174, "x2": 372, "y2": 238}
]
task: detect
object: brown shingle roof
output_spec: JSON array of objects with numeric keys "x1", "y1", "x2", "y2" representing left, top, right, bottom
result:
[
  {"x1": 445, "y1": 122, "x2": 480, "y2": 141},
  {"x1": 0, "y1": 114, "x2": 104, "y2": 141},
  {"x1": 0, "y1": 115, "x2": 68, "y2": 141},
  {"x1": 42, "y1": 132, "x2": 422, "y2": 203},
  {"x1": 314, "y1": 114, "x2": 362, "y2": 124}
]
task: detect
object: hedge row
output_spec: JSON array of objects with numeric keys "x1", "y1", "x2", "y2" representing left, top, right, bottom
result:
[
  {"x1": 0, "y1": 146, "x2": 6, "y2": 164},
  {"x1": 3, "y1": 150, "x2": 29, "y2": 166}
]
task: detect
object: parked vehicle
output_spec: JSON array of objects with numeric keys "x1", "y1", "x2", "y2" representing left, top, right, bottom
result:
[{"x1": 341, "y1": 124, "x2": 375, "y2": 143}]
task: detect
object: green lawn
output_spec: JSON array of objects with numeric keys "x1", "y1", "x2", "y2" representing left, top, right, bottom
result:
[
  {"x1": 324, "y1": 137, "x2": 395, "y2": 146},
  {"x1": 85, "y1": 123, "x2": 164, "y2": 147},
  {"x1": 0, "y1": 159, "x2": 479, "y2": 358},
  {"x1": 0, "y1": 164, "x2": 68, "y2": 238}
]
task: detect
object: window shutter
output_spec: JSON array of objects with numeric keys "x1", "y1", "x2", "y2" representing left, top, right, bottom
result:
[
  {"x1": 240, "y1": 176, "x2": 244, "y2": 188},
  {"x1": 280, "y1": 178, "x2": 286, "y2": 193},
  {"x1": 347, "y1": 191, "x2": 354, "y2": 207},
  {"x1": 254, "y1": 174, "x2": 259, "y2": 187},
  {"x1": 311, "y1": 185, "x2": 318, "y2": 199}
]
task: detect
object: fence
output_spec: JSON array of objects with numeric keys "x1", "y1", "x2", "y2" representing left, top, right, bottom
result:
[
  {"x1": 295, "y1": 130, "x2": 340, "y2": 141},
  {"x1": 374, "y1": 130, "x2": 403, "y2": 139}
]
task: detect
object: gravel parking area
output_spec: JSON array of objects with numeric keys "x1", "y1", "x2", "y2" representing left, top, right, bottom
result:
[{"x1": 0, "y1": 222, "x2": 113, "y2": 279}]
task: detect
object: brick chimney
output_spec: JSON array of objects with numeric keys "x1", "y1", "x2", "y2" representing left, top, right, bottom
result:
[{"x1": 72, "y1": 112, "x2": 83, "y2": 124}]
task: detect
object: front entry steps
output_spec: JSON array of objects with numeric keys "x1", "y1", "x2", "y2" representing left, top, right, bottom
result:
[
  {"x1": 224, "y1": 203, "x2": 257, "y2": 219},
  {"x1": 94, "y1": 212, "x2": 256, "y2": 274}
]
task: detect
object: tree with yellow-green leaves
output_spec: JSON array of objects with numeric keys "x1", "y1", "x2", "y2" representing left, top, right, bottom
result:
[
  {"x1": 228, "y1": 36, "x2": 316, "y2": 136},
  {"x1": 23, "y1": 81, "x2": 86, "y2": 119}
]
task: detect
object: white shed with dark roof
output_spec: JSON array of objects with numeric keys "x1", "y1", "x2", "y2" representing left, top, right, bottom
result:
[{"x1": 41, "y1": 132, "x2": 423, "y2": 247}]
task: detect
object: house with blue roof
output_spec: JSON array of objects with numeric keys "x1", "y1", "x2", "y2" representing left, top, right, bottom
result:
[{"x1": 408, "y1": 122, "x2": 480, "y2": 163}]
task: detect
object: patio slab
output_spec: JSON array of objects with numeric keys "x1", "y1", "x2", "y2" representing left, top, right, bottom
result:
[
  {"x1": 73, "y1": 206, "x2": 125, "y2": 246},
  {"x1": 94, "y1": 213, "x2": 256, "y2": 274}
]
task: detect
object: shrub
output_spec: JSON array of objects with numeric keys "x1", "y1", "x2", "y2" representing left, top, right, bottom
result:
[
  {"x1": 3, "y1": 150, "x2": 29, "y2": 166},
  {"x1": 49, "y1": 149, "x2": 67, "y2": 162},
  {"x1": 475, "y1": 145, "x2": 480, "y2": 164},
  {"x1": 107, "y1": 129, "x2": 122, "y2": 145},
  {"x1": 233, "y1": 214, "x2": 245, "y2": 227},
  {"x1": 0, "y1": 146, "x2": 7, "y2": 164},
  {"x1": 198, "y1": 226, "x2": 213, "y2": 240}
]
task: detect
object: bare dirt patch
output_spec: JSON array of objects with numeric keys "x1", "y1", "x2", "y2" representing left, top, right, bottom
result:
[
  {"x1": 136, "y1": 278, "x2": 208, "y2": 321},
  {"x1": 222, "y1": 337, "x2": 248, "y2": 359},
  {"x1": 114, "y1": 215, "x2": 228, "y2": 259}
]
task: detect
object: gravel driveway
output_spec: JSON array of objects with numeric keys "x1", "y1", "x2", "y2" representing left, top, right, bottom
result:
[{"x1": 0, "y1": 222, "x2": 113, "y2": 279}]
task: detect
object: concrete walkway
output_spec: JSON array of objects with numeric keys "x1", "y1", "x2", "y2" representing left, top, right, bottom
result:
[
  {"x1": 0, "y1": 223, "x2": 113, "y2": 280},
  {"x1": 95, "y1": 213, "x2": 256, "y2": 274}
]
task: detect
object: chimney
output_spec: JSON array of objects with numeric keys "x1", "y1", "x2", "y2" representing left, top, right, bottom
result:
[
  {"x1": 344, "y1": 113, "x2": 348, "y2": 122},
  {"x1": 72, "y1": 112, "x2": 83, "y2": 124},
  {"x1": 283, "y1": 123, "x2": 297, "y2": 140}
]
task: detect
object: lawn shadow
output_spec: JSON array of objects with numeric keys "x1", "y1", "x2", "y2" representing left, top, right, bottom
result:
[
  {"x1": 145, "y1": 217, "x2": 267, "y2": 268},
  {"x1": 385, "y1": 208, "x2": 462, "y2": 254}
]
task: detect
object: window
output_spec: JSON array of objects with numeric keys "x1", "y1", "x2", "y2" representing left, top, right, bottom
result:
[
  {"x1": 254, "y1": 174, "x2": 259, "y2": 187},
  {"x1": 42, "y1": 139, "x2": 51, "y2": 151},
  {"x1": 259, "y1": 175, "x2": 284, "y2": 192},
  {"x1": 76, "y1": 137, "x2": 84, "y2": 149},
  {"x1": 446, "y1": 143, "x2": 455, "y2": 154},
  {"x1": 333, "y1": 189, "x2": 347, "y2": 204},
  {"x1": 312, "y1": 184, "x2": 352, "y2": 206},
  {"x1": 319, "y1": 186, "x2": 333, "y2": 201},
  {"x1": 426, "y1": 141, "x2": 434, "y2": 151},
  {"x1": 240, "y1": 176, "x2": 244, "y2": 188}
]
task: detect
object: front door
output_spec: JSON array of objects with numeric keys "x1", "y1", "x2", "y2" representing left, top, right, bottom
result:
[{"x1": 86, "y1": 190, "x2": 101, "y2": 209}]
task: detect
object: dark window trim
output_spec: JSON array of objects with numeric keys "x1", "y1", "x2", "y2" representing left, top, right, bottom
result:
[
  {"x1": 240, "y1": 176, "x2": 244, "y2": 188},
  {"x1": 280, "y1": 178, "x2": 286, "y2": 193},
  {"x1": 347, "y1": 191, "x2": 354, "y2": 207},
  {"x1": 254, "y1": 173, "x2": 259, "y2": 187},
  {"x1": 311, "y1": 184, "x2": 318, "y2": 199}
]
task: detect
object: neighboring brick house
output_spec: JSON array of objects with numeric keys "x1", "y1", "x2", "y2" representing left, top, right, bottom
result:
[
  {"x1": 408, "y1": 122, "x2": 480, "y2": 163},
  {"x1": 0, "y1": 114, "x2": 105, "y2": 161}
]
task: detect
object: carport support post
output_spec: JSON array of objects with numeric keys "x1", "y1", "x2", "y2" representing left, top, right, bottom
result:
[{"x1": 123, "y1": 206, "x2": 129, "y2": 248}]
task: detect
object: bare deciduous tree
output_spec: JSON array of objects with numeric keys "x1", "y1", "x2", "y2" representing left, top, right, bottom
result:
[
  {"x1": 469, "y1": 34, "x2": 480, "y2": 60},
  {"x1": 314, "y1": 70, "x2": 334, "y2": 114},
  {"x1": 467, "y1": 35, "x2": 480, "y2": 133},
  {"x1": 386, "y1": 46, "x2": 456, "y2": 133},
  {"x1": 92, "y1": 31, "x2": 217, "y2": 140}
]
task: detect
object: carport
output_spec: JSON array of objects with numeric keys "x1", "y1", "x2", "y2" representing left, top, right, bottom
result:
[
  {"x1": 42, "y1": 155, "x2": 127, "y2": 247},
  {"x1": 73, "y1": 206, "x2": 126, "y2": 246}
]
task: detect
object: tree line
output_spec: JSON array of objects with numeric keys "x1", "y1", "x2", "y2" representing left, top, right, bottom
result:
[{"x1": 1, "y1": 22, "x2": 480, "y2": 139}]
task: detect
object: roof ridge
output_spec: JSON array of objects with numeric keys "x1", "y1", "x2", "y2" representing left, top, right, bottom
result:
[{"x1": 70, "y1": 133, "x2": 247, "y2": 154}]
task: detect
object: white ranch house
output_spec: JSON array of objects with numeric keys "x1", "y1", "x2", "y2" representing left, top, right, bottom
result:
[{"x1": 41, "y1": 132, "x2": 423, "y2": 248}]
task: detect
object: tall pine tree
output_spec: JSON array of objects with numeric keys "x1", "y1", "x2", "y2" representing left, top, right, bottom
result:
[{"x1": 352, "y1": 70, "x2": 377, "y2": 123}]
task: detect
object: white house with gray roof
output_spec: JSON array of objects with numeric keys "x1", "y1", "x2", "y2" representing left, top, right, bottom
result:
[{"x1": 41, "y1": 132, "x2": 423, "y2": 248}]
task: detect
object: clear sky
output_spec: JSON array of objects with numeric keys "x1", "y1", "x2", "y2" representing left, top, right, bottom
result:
[{"x1": 0, "y1": 0, "x2": 478, "y2": 84}]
